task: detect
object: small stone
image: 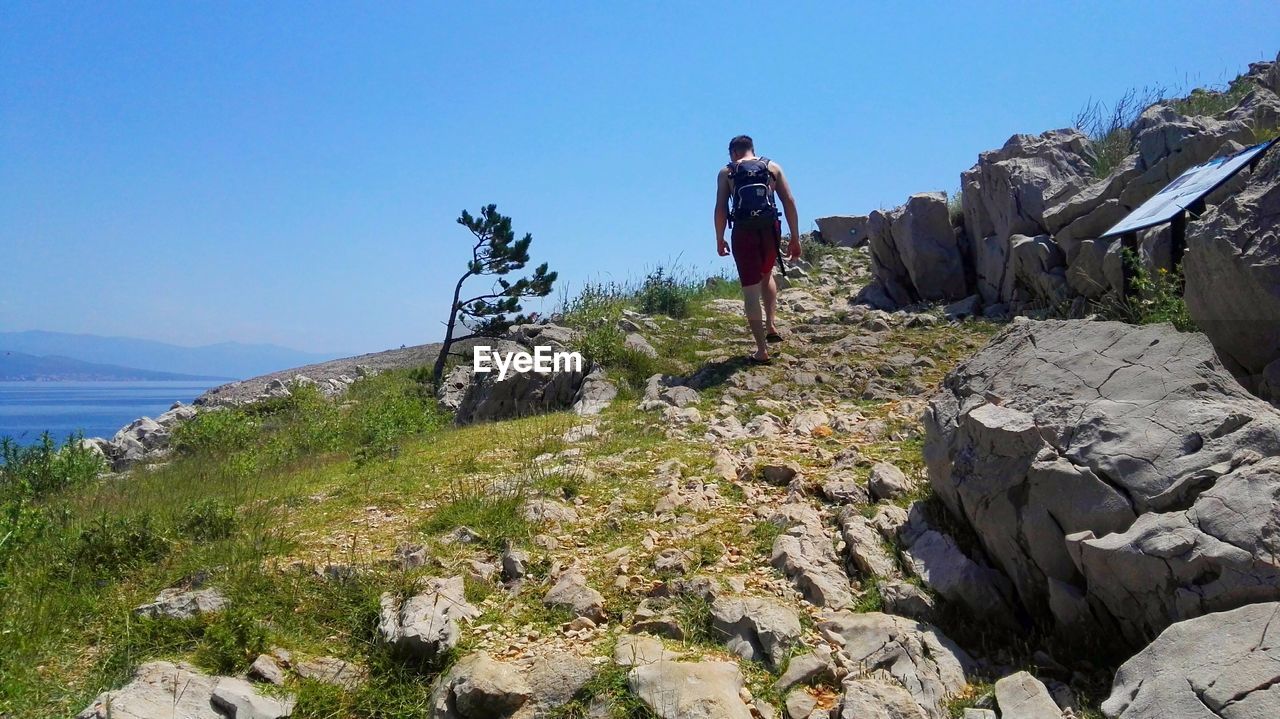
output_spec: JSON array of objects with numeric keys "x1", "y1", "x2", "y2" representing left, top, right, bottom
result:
[
  {"x1": 249, "y1": 654, "x2": 286, "y2": 685},
  {"x1": 760, "y1": 462, "x2": 801, "y2": 486},
  {"x1": 293, "y1": 656, "x2": 365, "y2": 690},
  {"x1": 543, "y1": 570, "x2": 606, "y2": 622},
  {"x1": 133, "y1": 587, "x2": 228, "y2": 620},
  {"x1": 868, "y1": 462, "x2": 914, "y2": 500}
]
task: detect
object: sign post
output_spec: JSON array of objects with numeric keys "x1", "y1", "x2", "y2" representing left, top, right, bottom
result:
[{"x1": 1100, "y1": 138, "x2": 1277, "y2": 293}]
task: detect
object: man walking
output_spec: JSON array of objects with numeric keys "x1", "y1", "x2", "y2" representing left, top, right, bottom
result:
[{"x1": 715, "y1": 135, "x2": 801, "y2": 364}]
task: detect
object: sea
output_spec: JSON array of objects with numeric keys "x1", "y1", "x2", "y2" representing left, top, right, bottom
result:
[{"x1": 0, "y1": 381, "x2": 221, "y2": 446}]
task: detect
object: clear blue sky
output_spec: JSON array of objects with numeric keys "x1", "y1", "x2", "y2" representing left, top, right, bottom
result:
[{"x1": 3, "y1": 2, "x2": 1277, "y2": 354}]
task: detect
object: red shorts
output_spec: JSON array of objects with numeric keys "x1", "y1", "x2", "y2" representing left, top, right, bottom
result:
[{"x1": 731, "y1": 220, "x2": 780, "y2": 287}]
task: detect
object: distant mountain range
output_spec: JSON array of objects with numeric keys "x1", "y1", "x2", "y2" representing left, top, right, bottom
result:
[
  {"x1": 0, "y1": 331, "x2": 346, "y2": 381},
  {"x1": 0, "y1": 351, "x2": 231, "y2": 382}
]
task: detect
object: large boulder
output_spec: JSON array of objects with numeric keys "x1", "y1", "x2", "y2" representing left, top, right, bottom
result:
[
  {"x1": 816, "y1": 215, "x2": 870, "y2": 248},
  {"x1": 866, "y1": 208, "x2": 917, "y2": 307},
  {"x1": 438, "y1": 329, "x2": 595, "y2": 424},
  {"x1": 1184, "y1": 147, "x2": 1280, "y2": 397},
  {"x1": 924, "y1": 319, "x2": 1280, "y2": 645},
  {"x1": 890, "y1": 193, "x2": 971, "y2": 302},
  {"x1": 961, "y1": 129, "x2": 1094, "y2": 304},
  {"x1": 1102, "y1": 602, "x2": 1280, "y2": 719}
]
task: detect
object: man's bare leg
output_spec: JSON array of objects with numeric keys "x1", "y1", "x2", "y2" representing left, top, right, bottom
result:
[
  {"x1": 742, "y1": 282, "x2": 769, "y2": 360},
  {"x1": 762, "y1": 269, "x2": 779, "y2": 336}
]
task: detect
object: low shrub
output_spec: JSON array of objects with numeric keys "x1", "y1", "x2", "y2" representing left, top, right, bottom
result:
[
  {"x1": 65, "y1": 513, "x2": 170, "y2": 578},
  {"x1": 637, "y1": 267, "x2": 691, "y2": 318},
  {"x1": 1092, "y1": 252, "x2": 1195, "y2": 332},
  {"x1": 1, "y1": 432, "x2": 103, "y2": 499},
  {"x1": 196, "y1": 605, "x2": 269, "y2": 674},
  {"x1": 171, "y1": 410, "x2": 259, "y2": 457},
  {"x1": 345, "y1": 374, "x2": 446, "y2": 463},
  {"x1": 1073, "y1": 85, "x2": 1169, "y2": 177},
  {"x1": 178, "y1": 498, "x2": 238, "y2": 542}
]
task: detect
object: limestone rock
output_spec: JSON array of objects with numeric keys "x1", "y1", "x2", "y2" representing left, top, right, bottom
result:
[
  {"x1": 879, "y1": 581, "x2": 937, "y2": 621},
  {"x1": 818, "y1": 612, "x2": 973, "y2": 719},
  {"x1": 789, "y1": 409, "x2": 830, "y2": 435},
  {"x1": 785, "y1": 689, "x2": 817, "y2": 719},
  {"x1": 440, "y1": 337, "x2": 588, "y2": 425},
  {"x1": 816, "y1": 215, "x2": 870, "y2": 248},
  {"x1": 898, "y1": 504, "x2": 1018, "y2": 627},
  {"x1": 1102, "y1": 602, "x2": 1280, "y2": 719},
  {"x1": 837, "y1": 508, "x2": 897, "y2": 579},
  {"x1": 543, "y1": 570, "x2": 606, "y2": 622},
  {"x1": 837, "y1": 679, "x2": 930, "y2": 719},
  {"x1": 961, "y1": 128, "x2": 1093, "y2": 304},
  {"x1": 293, "y1": 656, "x2": 365, "y2": 690},
  {"x1": 1184, "y1": 148, "x2": 1280, "y2": 394},
  {"x1": 890, "y1": 192, "x2": 971, "y2": 302},
  {"x1": 76, "y1": 661, "x2": 223, "y2": 719},
  {"x1": 869, "y1": 462, "x2": 914, "y2": 501},
  {"x1": 709, "y1": 595, "x2": 801, "y2": 669},
  {"x1": 430, "y1": 652, "x2": 532, "y2": 719},
  {"x1": 925, "y1": 319, "x2": 1280, "y2": 644},
  {"x1": 379, "y1": 576, "x2": 480, "y2": 661},
  {"x1": 821, "y1": 473, "x2": 869, "y2": 505},
  {"x1": 211, "y1": 676, "x2": 296, "y2": 719},
  {"x1": 624, "y1": 333, "x2": 658, "y2": 358},
  {"x1": 572, "y1": 366, "x2": 617, "y2": 416},
  {"x1": 770, "y1": 506, "x2": 855, "y2": 609},
  {"x1": 761, "y1": 462, "x2": 801, "y2": 486},
  {"x1": 994, "y1": 671, "x2": 1060, "y2": 719},
  {"x1": 249, "y1": 654, "x2": 286, "y2": 686},
  {"x1": 76, "y1": 661, "x2": 294, "y2": 719},
  {"x1": 774, "y1": 646, "x2": 835, "y2": 693},
  {"x1": 511, "y1": 653, "x2": 594, "y2": 719},
  {"x1": 614, "y1": 634, "x2": 679, "y2": 667},
  {"x1": 133, "y1": 587, "x2": 228, "y2": 620},
  {"x1": 627, "y1": 660, "x2": 754, "y2": 719}
]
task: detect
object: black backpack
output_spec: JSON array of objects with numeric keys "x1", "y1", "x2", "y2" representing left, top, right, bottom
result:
[{"x1": 728, "y1": 157, "x2": 779, "y2": 228}]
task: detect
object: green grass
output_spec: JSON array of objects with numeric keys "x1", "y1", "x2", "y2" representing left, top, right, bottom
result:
[{"x1": 418, "y1": 476, "x2": 531, "y2": 552}]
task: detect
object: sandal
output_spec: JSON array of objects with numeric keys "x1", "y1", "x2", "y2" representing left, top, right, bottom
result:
[
  {"x1": 747, "y1": 354, "x2": 772, "y2": 366},
  {"x1": 766, "y1": 331, "x2": 784, "y2": 344}
]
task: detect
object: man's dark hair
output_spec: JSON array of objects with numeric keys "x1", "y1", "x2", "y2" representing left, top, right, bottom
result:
[{"x1": 728, "y1": 135, "x2": 754, "y2": 154}]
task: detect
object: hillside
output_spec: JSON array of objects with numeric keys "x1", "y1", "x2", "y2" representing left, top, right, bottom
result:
[
  {"x1": 5, "y1": 54, "x2": 1280, "y2": 719},
  {"x1": 0, "y1": 351, "x2": 231, "y2": 382},
  {"x1": 3, "y1": 249, "x2": 1018, "y2": 718},
  {"x1": 0, "y1": 330, "x2": 345, "y2": 380}
]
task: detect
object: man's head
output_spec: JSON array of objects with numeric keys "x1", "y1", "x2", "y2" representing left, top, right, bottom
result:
[{"x1": 728, "y1": 135, "x2": 754, "y2": 161}]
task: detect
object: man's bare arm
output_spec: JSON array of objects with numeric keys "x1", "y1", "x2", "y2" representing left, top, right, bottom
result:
[
  {"x1": 771, "y1": 161, "x2": 801, "y2": 258},
  {"x1": 714, "y1": 167, "x2": 731, "y2": 255}
]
